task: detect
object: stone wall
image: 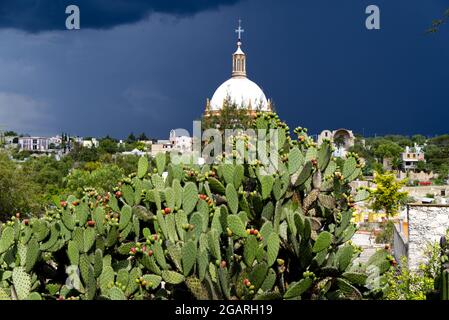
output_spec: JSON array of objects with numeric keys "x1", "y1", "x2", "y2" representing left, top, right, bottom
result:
[
  {"x1": 407, "y1": 204, "x2": 449, "y2": 270},
  {"x1": 403, "y1": 186, "x2": 448, "y2": 199},
  {"x1": 393, "y1": 223, "x2": 408, "y2": 264},
  {"x1": 399, "y1": 171, "x2": 437, "y2": 182}
]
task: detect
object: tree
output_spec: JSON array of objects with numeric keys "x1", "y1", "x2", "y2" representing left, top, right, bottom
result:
[
  {"x1": 412, "y1": 134, "x2": 427, "y2": 146},
  {"x1": 126, "y1": 133, "x2": 137, "y2": 144},
  {"x1": 416, "y1": 160, "x2": 428, "y2": 172},
  {"x1": 370, "y1": 171, "x2": 408, "y2": 217},
  {"x1": 4, "y1": 131, "x2": 18, "y2": 137},
  {"x1": 424, "y1": 135, "x2": 449, "y2": 175},
  {"x1": 66, "y1": 163, "x2": 124, "y2": 196},
  {"x1": 202, "y1": 97, "x2": 253, "y2": 131},
  {"x1": 0, "y1": 152, "x2": 43, "y2": 219},
  {"x1": 382, "y1": 135, "x2": 413, "y2": 148},
  {"x1": 349, "y1": 137, "x2": 377, "y2": 175},
  {"x1": 333, "y1": 135, "x2": 346, "y2": 149},
  {"x1": 134, "y1": 141, "x2": 147, "y2": 151},
  {"x1": 138, "y1": 133, "x2": 148, "y2": 141},
  {"x1": 22, "y1": 155, "x2": 72, "y2": 193},
  {"x1": 427, "y1": 9, "x2": 449, "y2": 33},
  {"x1": 69, "y1": 144, "x2": 100, "y2": 163},
  {"x1": 391, "y1": 157, "x2": 403, "y2": 171},
  {"x1": 99, "y1": 137, "x2": 118, "y2": 154},
  {"x1": 114, "y1": 154, "x2": 140, "y2": 175},
  {"x1": 373, "y1": 140, "x2": 403, "y2": 162}
]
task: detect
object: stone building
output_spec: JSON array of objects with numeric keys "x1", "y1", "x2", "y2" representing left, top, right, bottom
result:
[{"x1": 317, "y1": 129, "x2": 355, "y2": 157}]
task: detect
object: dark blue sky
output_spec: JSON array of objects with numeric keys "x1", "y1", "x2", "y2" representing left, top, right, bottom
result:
[{"x1": 0, "y1": 0, "x2": 448, "y2": 138}]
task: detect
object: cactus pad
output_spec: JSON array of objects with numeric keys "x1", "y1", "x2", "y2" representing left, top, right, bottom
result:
[
  {"x1": 12, "y1": 267, "x2": 31, "y2": 300},
  {"x1": 162, "y1": 270, "x2": 185, "y2": 285}
]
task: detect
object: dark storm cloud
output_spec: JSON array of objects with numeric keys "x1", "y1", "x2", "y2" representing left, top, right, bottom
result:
[{"x1": 0, "y1": 0, "x2": 241, "y2": 32}]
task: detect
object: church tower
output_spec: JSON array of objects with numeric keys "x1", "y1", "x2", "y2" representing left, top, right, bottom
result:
[{"x1": 232, "y1": 23, "x2": 246, "y2": 78}]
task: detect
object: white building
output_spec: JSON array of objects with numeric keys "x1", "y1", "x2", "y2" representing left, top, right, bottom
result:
[
  {"x1": 19, "y1": 137, "x2": 50, "y2": 152},
  {"x1": 49, "y1": 136, "x2": 63, "y2": 146},
  {"x1": 170, "y1": 129, "x2": 193, "y2": 154},
  {"x1": 82, "y1": 138, "x2": 99, "y2": 149}
]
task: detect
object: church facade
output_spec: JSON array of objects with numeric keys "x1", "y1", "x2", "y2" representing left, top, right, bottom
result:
[{"x1": 204, "y1": 21, "x2": 272, "y2": 117}]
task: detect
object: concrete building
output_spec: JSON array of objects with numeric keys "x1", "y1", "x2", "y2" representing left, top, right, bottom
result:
[
  {"x1": 402, "y1": 145, "x2": 425, "y2": 171},
  {"x1": 151, "y1": 140, "x2": 173, "y2": 156},
  {"x1": 19, "y1": 137, "x2": 50, "y2": 152}
]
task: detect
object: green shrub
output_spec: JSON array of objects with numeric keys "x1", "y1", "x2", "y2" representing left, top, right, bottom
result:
[
  {"x1": 384, "y1": 245, "x2": 440, "y2": 300},
  {"x1": 375, "y1": 221, "x2": 394, "y2": 244}
]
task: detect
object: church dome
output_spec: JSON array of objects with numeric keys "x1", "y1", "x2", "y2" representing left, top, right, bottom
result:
[
  {"x1": 209, "y1": 77, "x2": 269, "y2": 111},
  {"x1": 206, "y1": 21, "x2": 271, "y2": 114}
]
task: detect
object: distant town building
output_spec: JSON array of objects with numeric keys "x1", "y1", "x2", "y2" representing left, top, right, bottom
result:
[
  {"x1": 72, "y1": 136, "x2": 83, "y2": 145},
  {"x1": 402, "y1": 145, "x2": 425, "y2": 171},
  {"x1": 383, "y1": 158, "x2": 393, "y2": 171},
  {"x1": 151, "y1": 140, "x2": 173, "y2": 156},
  {"x1": 170, "y1": 129, "x2": 193, "y2": 154},
  {"x1": 82, "y1": 138, "x2": 99, "y2": 149},
  {"x1": 138, "y1": 140, "x2": 153, "y2": 150},
  {"x1": 49, "y1": 136, "x2": 63, "y2": 146},
  {"x1": 317, "y1": 129, "x2": 355, "y2": 158},
  {"x1": 3, "y1": 136, "x2": 18, "y2": 148},
  {"x1": 122, "y1": 148, "x2": 147, "y2": 156},
  {"x1": 19, "y1": 137, "x2": 50, "y2": 152}
]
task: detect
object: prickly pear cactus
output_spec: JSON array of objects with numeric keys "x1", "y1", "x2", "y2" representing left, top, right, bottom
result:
[{"x1": 0, "y1": 112, "x2": 391, "y2": 300}]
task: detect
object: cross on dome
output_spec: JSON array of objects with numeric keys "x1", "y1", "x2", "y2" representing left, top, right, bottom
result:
[{"x1": 235, "y1": 19, "x2": 244, "y2": 41}]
